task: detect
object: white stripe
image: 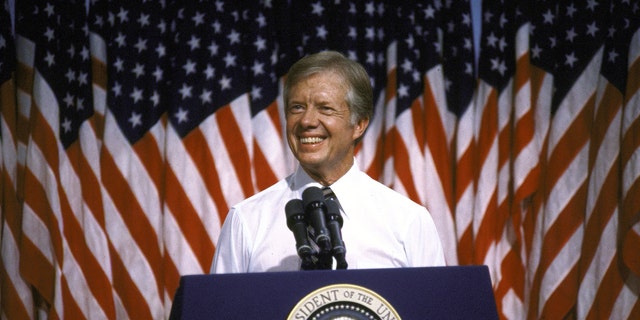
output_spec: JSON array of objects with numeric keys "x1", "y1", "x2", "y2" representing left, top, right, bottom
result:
[
  {"x1": 252, "y1": 108, "x2": 291, "y2": 180},
  {"x1": 543, "y1": 145, "x2": 589, "y2": 234},
  {"x1": 163, "y1": 209, "x2": 204, "y2": 275},
  {"x1": 396, "y1": 105, "x2": 426, "y2": 202},
  {"x1": 102, "y1": 187, "x2": 164, "y2": 319},
  {"x1": 610, "y1": 269, "x2": 639, "y2": 320},
  {"x1": 102, "y1": 111, "x2": 163, "y2": 241},
  {"x1": 201, "y1": 112, "x2": 244, "y2": 207},
  {"x1": 577, "y1": 209, "x2": 617, "y2": 319},
  {"x1": 166, "y1": 125, "x2": 221, "y2": 244},
  {"x1": 0, "y1": 224, "x2": 35, "y2": 318},
  {"x1": 423, "y1": 146, "x2": 457, "y2": 265},
  {"x1": 539, "y1": 224, "x2": 583, "y2": 314},
  {"x1": 548, "y1": 49, "x2": 603, "y2": 151}
]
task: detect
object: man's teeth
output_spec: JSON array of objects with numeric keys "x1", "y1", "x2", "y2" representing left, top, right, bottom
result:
[{"x1": 300, "y1": 137, "x2": 324, "y2": 144}]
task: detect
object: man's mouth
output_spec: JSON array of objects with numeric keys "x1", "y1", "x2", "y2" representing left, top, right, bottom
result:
[{"x1": 300, "y1": 137, "x2": 325, "y2": 144}]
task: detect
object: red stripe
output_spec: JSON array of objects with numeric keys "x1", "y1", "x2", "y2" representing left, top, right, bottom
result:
[
  {"x1": 108, "y1": 240, "x2": 153, "y2": 319},
  {"x1": 182, "y1": 128, "x2": 229, "y2": 223},
  {"x1": 100, "y1": 147, "x2": 163, "y2": 291},
  {"x1": 423, "y1": 82, "x2": 454, "y2": 211},
  {"x1": 387, "y1": 127, "x2": 420, "y2": 202},
  {"x1": 217, "y1": 105, "x2": 255, "y2": 198},
  {"x1": 164, "y1": 167, "x2": 215, "y2": 270},
  {"x1": 0, "y1": 257, "x2": 31, "y2": 319},
  {"x1": 61, "y1": 274, "x2": 85, "y2": 319},
  {"x1": 22, "y1": 170, "x2": 59, "y2": 304}
]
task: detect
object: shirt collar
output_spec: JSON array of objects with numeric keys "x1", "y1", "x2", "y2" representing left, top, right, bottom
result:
[{"x1": 289, "y1": 160, "x2": 360, "y2": 199}]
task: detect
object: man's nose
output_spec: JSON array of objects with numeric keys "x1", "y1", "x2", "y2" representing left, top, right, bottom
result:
[{"x1": 299, "y1": 106, "x2": 320, "y2": 126}]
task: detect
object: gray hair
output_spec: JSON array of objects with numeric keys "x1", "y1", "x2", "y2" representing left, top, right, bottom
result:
[{"x1": 283, "y1": 51, "x2": 374, "y2": 126}]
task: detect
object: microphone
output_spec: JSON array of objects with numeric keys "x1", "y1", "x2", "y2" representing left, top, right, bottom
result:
[
  {"x1": 325, "y1": 198, "x2": 347, "y2": 269},
  {"x1": 302, "y1": 187, "x2": 332, "y2": 269},
  {"x1": 285, "y1": 199, "x2": 315, "y2": 270},
  {"x1": 301, "y1": 187, "x2": 331, "y2": 252}
]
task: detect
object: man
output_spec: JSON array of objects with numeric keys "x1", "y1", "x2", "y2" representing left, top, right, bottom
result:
[{"x1": 211, "y1": 51, "x2": 445, "y2": 273}]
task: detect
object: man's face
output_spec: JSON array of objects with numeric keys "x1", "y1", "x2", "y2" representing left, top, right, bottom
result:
[{"x1": 285, "y1": 72, "x2": 368, "y2": 182}]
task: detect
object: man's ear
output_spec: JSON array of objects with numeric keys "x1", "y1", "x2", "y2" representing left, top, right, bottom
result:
[{"x1": 353, "y1": 117, "x2": 370, "y2": 141}]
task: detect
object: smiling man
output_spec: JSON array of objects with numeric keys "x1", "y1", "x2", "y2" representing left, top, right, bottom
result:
[{"x1": 211, "y1": 51, "x2": 445, "y2": 273}]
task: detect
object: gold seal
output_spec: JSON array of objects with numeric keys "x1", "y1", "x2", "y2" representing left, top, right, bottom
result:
[{"x1": 287, "y1": 284, "x2": 401, "y2": 320}]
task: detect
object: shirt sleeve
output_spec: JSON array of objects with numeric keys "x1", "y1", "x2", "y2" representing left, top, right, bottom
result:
[
  {"x1": 405, "y1": 208, "x2": 447, "y2": 267},
  {"x1": 210, "y1": 208, "x2": 249, "y2": 273}
]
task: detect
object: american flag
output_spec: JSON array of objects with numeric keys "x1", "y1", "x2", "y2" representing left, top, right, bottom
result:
[{"x1": 1, "y1": 0, "x2": 639, "y2": 319}]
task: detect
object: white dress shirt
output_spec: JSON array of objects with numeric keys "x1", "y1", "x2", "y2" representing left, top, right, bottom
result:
[{"x1": 210, "y1": 162, "x2": 446, "y2": 273}]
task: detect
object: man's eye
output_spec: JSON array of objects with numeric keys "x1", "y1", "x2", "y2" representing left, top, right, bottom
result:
[{"x1": 289, "y1": 105, "x2": 304, "y2": 113}]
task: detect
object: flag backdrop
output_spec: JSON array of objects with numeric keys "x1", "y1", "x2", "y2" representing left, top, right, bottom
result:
[{"x1": 1, "y1": 0, "x2": 639, "y2": 319}]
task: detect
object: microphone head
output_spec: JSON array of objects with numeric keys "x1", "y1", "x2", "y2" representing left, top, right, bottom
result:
[
  {"x1": 301, "y1": 186, "x2": 324, "y2": 208},
  {"x1": 325, "y1": 198, "x2": 343, "y2": 226},
  {"x1": 285, "y1": 199, "x2": 305, "y2": 230}
]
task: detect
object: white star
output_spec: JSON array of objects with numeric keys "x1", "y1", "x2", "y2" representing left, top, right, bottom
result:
[
  {"x1": 204, "y1": 64, "x2": 215, "y2": 79},
  {"x1": 397, "y1": 84, "x2": 409, "y2": 98},
  {"x1": 312, "y1": 2, "x2": 324, "y2": 16},
  {"x1": 134, "y1": 38, "x2": 148, "y2": 53},
  {"x1": 179, "y1": 84, "x2": 193, "y2": 99},
  {"x1": 317, "y1": 25, "x2": 328, "y2": 39},
  {"x1": 564, "y1": 52, "x2": 578, "y2": 68},
  {"x1": 113, "y1": 58, "x2": 124, "y2": 72},
  {"x1": 44, "y1": 27, "x2": 55, "y2": 42},
  {"x1": 486, "y1": 32, "x2": 498, "y2": 48},
  {"x1": 586, "y1": 22, "x2": 599, "y2": 38},
  {"x1": 62, "y1": 118, "x2": 72, "y2": 133},
  {"x1": 188, "y1": 35, "x2": 201, "y2": 50},
  {"x1": 78, "y1": 72, "x2": 88, "y2": 86},
  {"x1": 490, "y1": 57, "x2": 507, "y2": 75},
  {"x1": 150, "y1": 91, "x2": 160, "y2": 107},
  {"x1": 254, "y1": 36, "x2": 266, "y2": 51},
  {"x1": 130, "y1": 87, "x2": 143, "y2": 103},
  {"x1": 153, "y1": 66, "x2": 163, "y2": 81},
  {"x1": 115, "y1": 32, "x2": 126, "y2": 47},
  {"x1": 175, "y1": 108, "x2": 189, "y2": 123},
  {"x1": 138, "y1": 13, "x2": 150, "y2": 27},
  {"x1": 65, "y1": 69, "x2": 76, "y2": 83},
  {"x1": 193, "y1": 11, "x2": 205, "y2": 26},
  {"x1": 365, "y1": 27, "x2": 375, "y2": 41},
  {"x1": 565, "y1": 28, "x2": 577, "y2": 42},
  {"x1": 112, "y1": 82, "x2": 122, "y2": 97},
  {"x1": 401, "y1": 58, "x2": 413, "y2": 74},
  {"x1": 227, "y1": 29, "x2": 241, "y2": 45},
  {"x1": 183, "y1": 59, "x2": 197, "y2": 75},
  {"x1": 45, "y1": 52, "x2": 55, "y2": 67},
  {"x1": 117, "y1": 7, "x2": 129, "y2": 23},
  {"x1": 608, "y1": 49, "x2": 619, "y2": 63},
  {"x1": 63, "y1": 93, "x2": 74, "y2": 107},
  {"x1": 132, "y1": 63, "x2": 145, "y2": 78},
  {"x1": 200, "y1": 89, "x2": 212, "y2": 104},
  {"x1": 219, "y1": 75, "x2": 232, "y2": 90},
  {"x1": 251, "y1": 86, "x2": 262, "y2": 100},
  {"x1": 543, "y1": 9, "x2": 555, "y2": 25},
  {"x1": 129, "y1": 112, "x2": 142, "y2": 128},
  {"x1": 208, "y1": 42, "x2": 219, "y2": 56},
  {"x1": 223, "y1": 53, "x2": 237, "y2": 67},
  {"x1": 251, "y1": 61, "x2": 265, "y2": 76},
  {"x1": 256, "y1": 13, "x2": 266, "y2": 28},
  {"x1": 156, "y1": 44, "x2": 166, "y2": 57}
]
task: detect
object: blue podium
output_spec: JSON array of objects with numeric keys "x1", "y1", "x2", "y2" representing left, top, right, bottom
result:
[{"x1": 170, "y1": 266, "x2": 498, "y2": 319}]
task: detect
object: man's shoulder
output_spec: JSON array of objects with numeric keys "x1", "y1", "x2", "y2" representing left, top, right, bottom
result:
[{"x1": 231, "y1": 175, "x2": 292, "y2": 210}]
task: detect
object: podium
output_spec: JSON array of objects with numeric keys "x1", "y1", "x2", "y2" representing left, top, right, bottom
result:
[{"x1": 170, "y1": 266, "x2": 498, "y2": 319}]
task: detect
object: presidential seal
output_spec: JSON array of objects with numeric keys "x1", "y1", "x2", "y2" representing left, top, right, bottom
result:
[{"x1": 287, "y1": 284, "x2": 401, "y2": 320}]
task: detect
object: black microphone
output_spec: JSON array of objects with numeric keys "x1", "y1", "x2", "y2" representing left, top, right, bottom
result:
[
  {"x1": 285, "y1": 199, "x2": 315, "y2": 270},
  {"x1": 301, "y1": 187, "x2": 332, "y2": 262},
  {"x1": 325, "y1": 198, "x2": 347, "y2": 269}
]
